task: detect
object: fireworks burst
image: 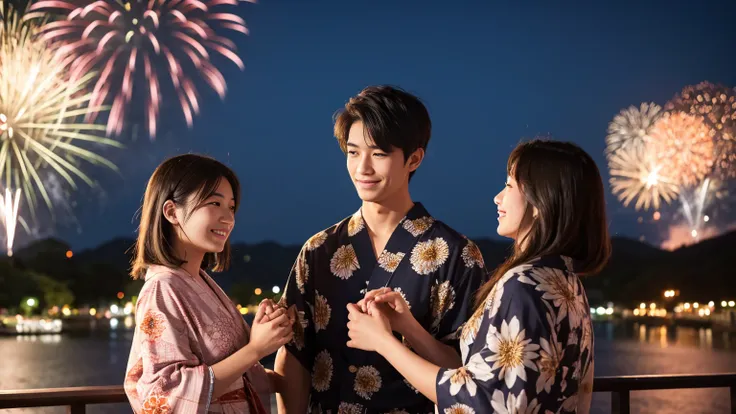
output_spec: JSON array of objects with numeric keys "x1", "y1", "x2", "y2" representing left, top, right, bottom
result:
[
  {"x1": 0, "y1": 188, "x2": 21, "y2": 256},
  {"x1": 608, "y1": 145, "x2": 680, "y2": 211},
  {"x1": 648, "y1": 112, "x2": 715, "y2": 188},
  {"x1": 606, "y1": 85, "x2": 735, "y2": 247},
  {"x1": 27, "y1": 0, "x2": 252, "y2": 139},
  {"x1": 606, "y1": 102, "x2": 663, "y2": 154},
  {"x1": 666, "y1": 82, "x2": 736, "y2": 179},
  {"x1": 0, "y1": 7, "x2": 122, "y2": 221}
]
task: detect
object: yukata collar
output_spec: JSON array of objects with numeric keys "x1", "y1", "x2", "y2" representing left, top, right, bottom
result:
[
  {"x1": 352, "y1": 202, "x2": 432, "y2": 234},
  {"x1": 528, "y1": 255, "x2": 582, "y2": 274}
]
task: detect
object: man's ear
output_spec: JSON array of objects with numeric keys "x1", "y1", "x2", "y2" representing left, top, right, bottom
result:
[{"x1": 407, "y1": 148, "x2": 425, "y2": 172}]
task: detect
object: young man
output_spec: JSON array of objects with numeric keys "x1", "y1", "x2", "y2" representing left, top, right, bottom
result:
[{"x1": 274, "y1": 85, "x2": 488, "y2": 413}]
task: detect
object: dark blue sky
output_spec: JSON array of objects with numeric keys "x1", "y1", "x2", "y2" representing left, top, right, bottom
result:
[{"x1": 47, "y1": 1, "x2": 736, "y2": 251}]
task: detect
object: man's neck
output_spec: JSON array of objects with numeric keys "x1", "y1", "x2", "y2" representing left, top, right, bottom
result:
[{"x1": 360, "y1": 191, "x2": 415, "y2": 238}]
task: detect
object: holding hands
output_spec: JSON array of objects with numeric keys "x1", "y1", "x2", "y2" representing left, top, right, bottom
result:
[
  {"x1": 357, "y1": 288, "x2": 415, "y2": 335},
  {"x1": 346, "y1": 301, "x2": 391, "y2": 352},
  {"x1": 248, "y1": 300, "x2": 294, "y2": 359},
  {"x1": 346, "y1": 288, "x2": 417, "y2": 353}
]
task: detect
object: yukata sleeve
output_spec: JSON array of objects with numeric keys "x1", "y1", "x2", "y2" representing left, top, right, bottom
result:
[
  {"x1": 431, "y1": 239, "x2": 488, "y2": 349},
  {"x1": 280, "y1": 238, "x2": 318, "y2": 372},
  {"x1": 124, "y1": 280, "x2": 214, "y2": 414},
  {"x1": 435, "y1": 271, "x2": 555, "y2": 413}
]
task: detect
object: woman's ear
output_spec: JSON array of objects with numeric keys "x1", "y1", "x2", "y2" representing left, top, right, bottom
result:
[
  {"x1": 163, "y1": 200, "x2": 179, "y2": 225},
  {"x1": 532, "y1": 205, "x2": 539, "y2": 219}
]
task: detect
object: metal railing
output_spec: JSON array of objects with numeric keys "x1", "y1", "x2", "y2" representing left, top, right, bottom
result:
[
  {"x1": 1, "y1": 374, "x2": 736, "y2": 413},
  {"x1": 0, "y1": 386, "x2": 126, "y2": 413},
  {"x1": 594, "y1": 373, "x2": 736, "y2": 414}
]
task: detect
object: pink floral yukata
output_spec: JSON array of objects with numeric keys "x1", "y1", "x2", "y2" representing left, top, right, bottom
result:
[{"x1": 124, "y1": 265, "x2": 270, "y2": 414}]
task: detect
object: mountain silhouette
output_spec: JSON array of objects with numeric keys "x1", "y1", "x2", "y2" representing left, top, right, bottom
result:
[{"x1": 6, "y1": 230, "x2": 734, "y2": 307}]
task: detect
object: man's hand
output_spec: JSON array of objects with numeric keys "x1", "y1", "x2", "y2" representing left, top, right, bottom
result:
[
  {"x1": 346, "y1": 302, "x2": 393, "y2": 353},
  {"x1": 357, "y1": 288, "x2": 415, "y2": 335}
]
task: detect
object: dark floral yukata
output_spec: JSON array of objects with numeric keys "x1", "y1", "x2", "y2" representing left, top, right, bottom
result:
[
  {"x1": 435, "y1": 256, "x2": 595, "y2": 414},
  {"x1": 280, "y1": 203, "x2": 488, "y2": 414}
]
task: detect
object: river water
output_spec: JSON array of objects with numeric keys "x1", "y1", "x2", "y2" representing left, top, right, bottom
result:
[{"x1": 2, "y1": 321, "x2": 735, "y2": 413}]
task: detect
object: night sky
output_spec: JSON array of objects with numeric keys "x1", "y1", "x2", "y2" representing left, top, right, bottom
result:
[{"x1": 33, "y1": 0, "x2": 736, "y2": 251}]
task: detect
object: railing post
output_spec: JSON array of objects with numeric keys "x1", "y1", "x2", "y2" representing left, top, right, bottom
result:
[
  {"x1": 68, "y1": 403, "x2": 86, "y2": 414},
  {"x1": 611, "y1": 390, "x2": 630, "y2": 414}
]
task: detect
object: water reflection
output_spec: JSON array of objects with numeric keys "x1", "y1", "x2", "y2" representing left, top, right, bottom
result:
[
  {"x1": 604, "y1": 320, "x2": 735, "y2": 351},
  {"x1": 724, "y1": 331, "x2": 731, "y2": 349},
  {"x1": 3, "y1": 324, "x2": 736, "y2": 414},
  {"x1": 592, "y1": 321, "x2": 736, "y2": 414},
  {"x1": 659, "y1": 325, "x2": 667, "y2": 348},
  {"x1": 15, "y1": 334, "x2": 62, "y2": 344}
]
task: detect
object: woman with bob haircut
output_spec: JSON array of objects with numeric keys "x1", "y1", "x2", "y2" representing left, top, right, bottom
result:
[{"x1": 124, "y1": 154, "x2": 292, "y2": 414}]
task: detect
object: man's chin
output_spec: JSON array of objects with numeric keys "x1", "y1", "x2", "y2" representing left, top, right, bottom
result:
[{"x1": 354, "y1": 188, "x2": 384, "y2": 203}]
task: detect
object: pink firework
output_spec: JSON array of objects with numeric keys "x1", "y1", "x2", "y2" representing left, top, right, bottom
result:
[{"x1": 28, "y1": 0, "x2": 252, "y2": 138}]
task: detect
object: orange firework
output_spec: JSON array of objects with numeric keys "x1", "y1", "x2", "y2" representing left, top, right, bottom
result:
[
  {"x1": 648, "y1": 112, "x2": 715, "y2": 188},
  {"x1": 666, "y1": 82, "x2": 736, "y2": 179}
]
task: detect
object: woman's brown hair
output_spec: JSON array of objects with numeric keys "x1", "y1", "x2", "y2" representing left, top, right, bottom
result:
[
  {"x1": 130, "y1": 154, "x2": 241, "y2": 279},
  {"x1": 474, "y1": 139, "x2": 611, "y2": 310}
]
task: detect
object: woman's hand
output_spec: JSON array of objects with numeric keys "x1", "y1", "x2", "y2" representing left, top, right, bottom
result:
[
  {"x1": 249, "y1": 302, "x2": 293, "y2": 359},
  {"x1": 357, "y1": 288, "x2": 415, "y2": 335},
  {"x1": 346, "y1": 302, "x2": 393, "y2": 353},
  {"x1": 258, "y1": 298, "x2": 295, "y2": 325}
]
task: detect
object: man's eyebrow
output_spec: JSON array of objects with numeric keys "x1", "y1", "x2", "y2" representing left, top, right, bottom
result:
[{"x1": 347, "y1": 142, "x2": 382, "y2": 150}]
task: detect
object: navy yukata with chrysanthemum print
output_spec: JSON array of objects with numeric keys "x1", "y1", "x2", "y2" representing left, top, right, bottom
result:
[
  {"x1": 436, "y1": 256, "x2": 595, "y2": 414},
  {"x1": 279, "y1": 203, "x2": 489, "y2": 414}
]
